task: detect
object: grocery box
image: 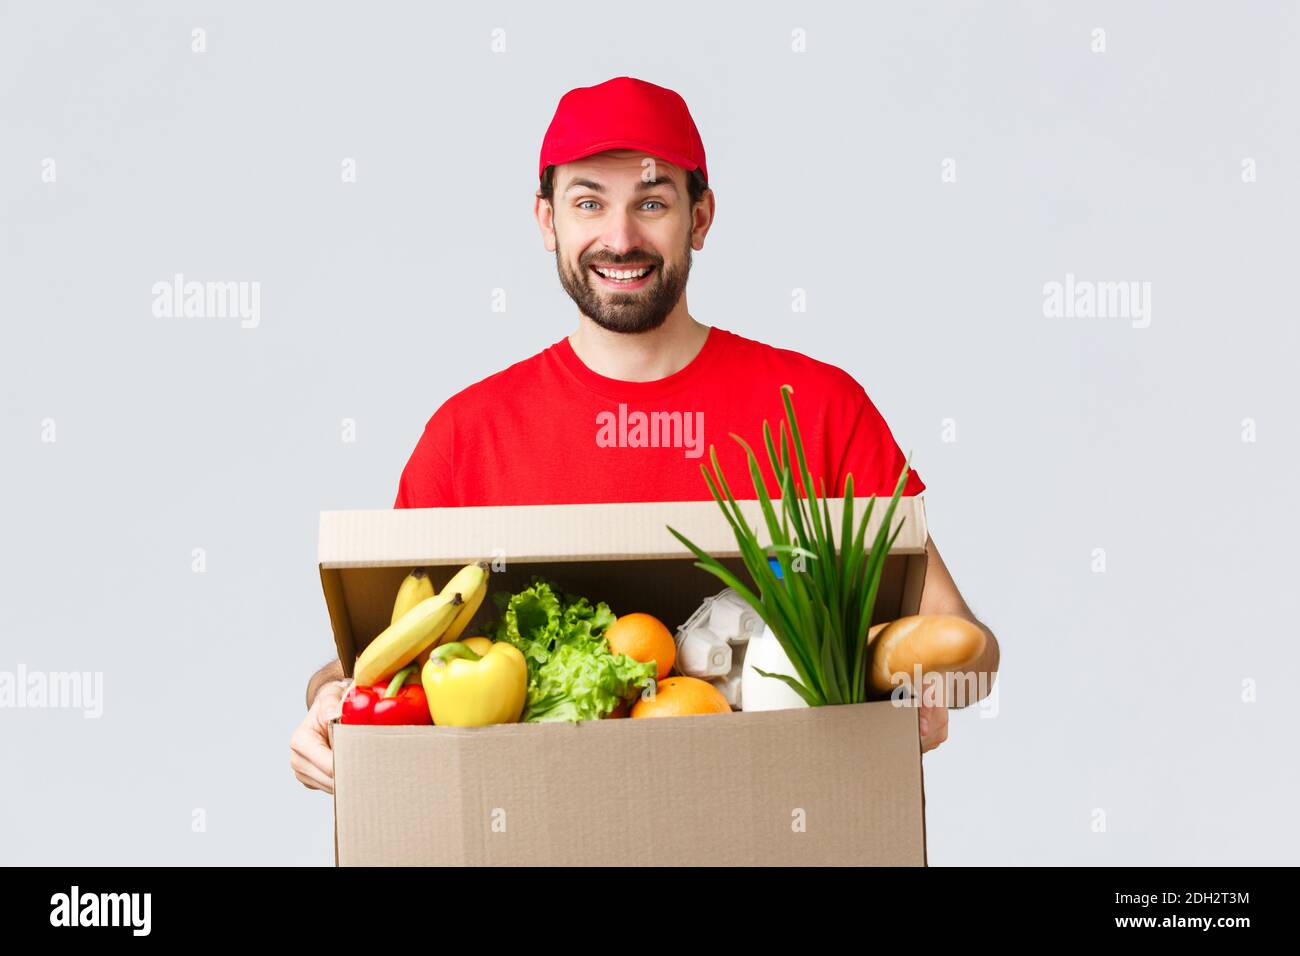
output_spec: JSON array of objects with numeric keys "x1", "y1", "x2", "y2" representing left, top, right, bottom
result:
[{"x1": 320, "y1": 497, "x2": 930, "y2": 866}]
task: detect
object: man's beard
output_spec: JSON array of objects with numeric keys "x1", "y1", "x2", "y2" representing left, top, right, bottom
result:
[{"x1": 555, "y1": 235, "x2": 692, "y2": 334}]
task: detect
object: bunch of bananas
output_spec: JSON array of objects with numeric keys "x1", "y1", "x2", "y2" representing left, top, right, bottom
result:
[{"x1": 353, "y1": 562, "x2": 490, "y2": 686}]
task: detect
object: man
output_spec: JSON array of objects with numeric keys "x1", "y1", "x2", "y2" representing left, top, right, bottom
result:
[{"x1": 291, "y1": 76, "x2": 1000, "y2": 794}]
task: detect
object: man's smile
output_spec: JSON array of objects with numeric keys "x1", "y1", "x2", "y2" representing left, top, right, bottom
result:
[{"x1": 589, "y1": 262, "x2": 657, "y2": 290}]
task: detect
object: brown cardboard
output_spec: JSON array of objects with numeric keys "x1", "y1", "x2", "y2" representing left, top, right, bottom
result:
[{"x1": 320, "y1": 496, "x2": 930, "y2": 866}]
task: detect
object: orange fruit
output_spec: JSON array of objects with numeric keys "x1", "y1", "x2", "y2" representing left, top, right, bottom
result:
[
  {"x1": 605, "y1": 612, "x2": 676, "y2": 681},
  {"x1": 631, "y1": 676, "x2": 731, "y2": 719}
]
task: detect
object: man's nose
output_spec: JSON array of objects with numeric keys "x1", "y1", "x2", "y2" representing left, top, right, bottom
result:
[{"x1": 599, "y1": 208, "x2": 646, "y2": 257}]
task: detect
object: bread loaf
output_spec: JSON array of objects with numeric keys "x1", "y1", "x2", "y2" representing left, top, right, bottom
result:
[{"x1": 866, "y1": 614, "x2": 986, "y2": 695}]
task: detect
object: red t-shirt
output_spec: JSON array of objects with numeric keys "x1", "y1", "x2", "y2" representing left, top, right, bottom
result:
[{"x1": 394, "y1": 326, "x2": 924, "y2": 508}]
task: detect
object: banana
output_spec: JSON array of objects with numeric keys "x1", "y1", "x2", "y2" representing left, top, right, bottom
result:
[
  {"x1": 407, "y1": 562, "x2": 491, "y2": 668},
  {"x1": 391, "y1": 568, "x2": 436, "y2": 624},
  {"x1": 355, "y1": 590, "x2": 464, "y2": 685},
  {"x1": 437, "y1": 561, "x2": 490, "y2": 648}
]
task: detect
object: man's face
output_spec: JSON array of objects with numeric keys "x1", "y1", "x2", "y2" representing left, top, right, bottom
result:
[{"x1": 546, "y1": 150, "x2": 694, "y2": 334}]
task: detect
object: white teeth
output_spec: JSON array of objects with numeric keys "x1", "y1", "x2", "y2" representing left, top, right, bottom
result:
[{"x1": 595, "y1": 266, "x2": 651, "y2": 280}]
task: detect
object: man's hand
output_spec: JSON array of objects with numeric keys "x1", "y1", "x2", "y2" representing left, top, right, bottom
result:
[
  {"x1": 291, "y1": 679, "x2": 347, "y2": 794},
  {"x1": 917, "y1": 671, "x2": 950, "y2": 754},
  {"x1": 919, "y1": 701, "x2": 949, "y2": 753}
]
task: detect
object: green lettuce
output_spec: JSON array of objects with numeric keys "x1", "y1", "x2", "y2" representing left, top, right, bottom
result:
[{"x1": 490, "y1": 577, "x2": 656, "y2": 722}]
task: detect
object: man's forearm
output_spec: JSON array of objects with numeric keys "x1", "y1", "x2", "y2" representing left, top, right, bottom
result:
[
  {"x1": 949, "y1": 618, "x2": 999, "y2": 708},
  {"x1": 306, "y1": 659, "x2": 345, "y2": 709}
]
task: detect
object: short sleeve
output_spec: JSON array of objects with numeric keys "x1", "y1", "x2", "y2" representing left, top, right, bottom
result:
[
  {"x1": 833, "y1": 387, "x2": 925, "y2": 498},
  {"x1": 393, "y1": 412, "x2": 457, "y2": 509}
]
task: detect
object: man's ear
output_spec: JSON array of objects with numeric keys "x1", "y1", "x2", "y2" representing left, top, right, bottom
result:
[
  {"x1": 690, "y1": 187, "x2": 716, "y2": 251},
  {"x1": 534, "y1": 193, "x2": 557, "y2": 252}
]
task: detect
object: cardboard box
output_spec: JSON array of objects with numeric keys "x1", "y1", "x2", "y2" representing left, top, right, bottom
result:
[{"x1": 320, "y1": 497, "x2": 930, "y2": 866}]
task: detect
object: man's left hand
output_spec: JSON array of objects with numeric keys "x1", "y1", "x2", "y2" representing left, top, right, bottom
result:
[{"x1": 919, "y1": 701, "x2": 948, "y2": 753}]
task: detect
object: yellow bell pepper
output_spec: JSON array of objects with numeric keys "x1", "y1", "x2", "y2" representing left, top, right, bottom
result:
[
  {"x1": 457, "y1": 636, "x2": 494, "y2": 659},
  {"x1": 422, "y1": 638, "x2": 527, "y2": 726}
]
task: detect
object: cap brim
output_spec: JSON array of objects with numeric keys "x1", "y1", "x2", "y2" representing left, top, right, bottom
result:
[{"x1": 543, "y1": 139, "x2": 703, "y2": 180}]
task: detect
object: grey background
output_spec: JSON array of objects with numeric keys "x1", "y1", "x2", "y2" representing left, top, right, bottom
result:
[{"x1": 2, "y1": 1, "x2": 1296, "y2": 865}]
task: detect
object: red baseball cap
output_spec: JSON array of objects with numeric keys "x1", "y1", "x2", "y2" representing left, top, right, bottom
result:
[{"x1": 538, "y1": 76, "x2": 708, "y2": 186}]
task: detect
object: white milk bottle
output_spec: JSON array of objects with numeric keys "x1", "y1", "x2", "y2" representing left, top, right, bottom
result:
[{"x1": 740, "y1": 623, "x2": 810, "y2": 712}]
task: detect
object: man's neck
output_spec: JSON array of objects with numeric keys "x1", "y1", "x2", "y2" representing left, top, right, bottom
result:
[{"x1": 568, "y1": 310, "x2": 711, "y2": 383}]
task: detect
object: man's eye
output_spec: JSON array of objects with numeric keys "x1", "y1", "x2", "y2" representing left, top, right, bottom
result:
[
  {"x1": 642, "y1": 200, "x2": 666, "y2": 211},
  {"x1": 577, "y1": 200, "x2": 599, "y2": 211}
]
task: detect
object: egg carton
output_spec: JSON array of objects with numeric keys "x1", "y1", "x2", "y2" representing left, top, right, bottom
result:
[{"x1": 674, "y1": 588, "x2": 765, "y2": 709}]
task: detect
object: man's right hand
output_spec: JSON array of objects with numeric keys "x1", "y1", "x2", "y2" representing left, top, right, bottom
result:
[{"x1": 291, "y1": 679, "x2": 347, "y2": 794}]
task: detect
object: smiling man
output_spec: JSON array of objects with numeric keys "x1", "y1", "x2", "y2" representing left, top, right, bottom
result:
[{"x1": 290, "y1": 76, "x2": 1000, "y2": 793}]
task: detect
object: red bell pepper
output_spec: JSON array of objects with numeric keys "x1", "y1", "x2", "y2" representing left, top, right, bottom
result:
[{"x1": 340, "y1": 664, "x2": 431, "y2": 725}]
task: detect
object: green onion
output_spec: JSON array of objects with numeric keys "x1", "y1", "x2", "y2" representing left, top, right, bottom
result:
[{"x1": 667, "y1": 385, "x2": 912, "y2": 705}]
